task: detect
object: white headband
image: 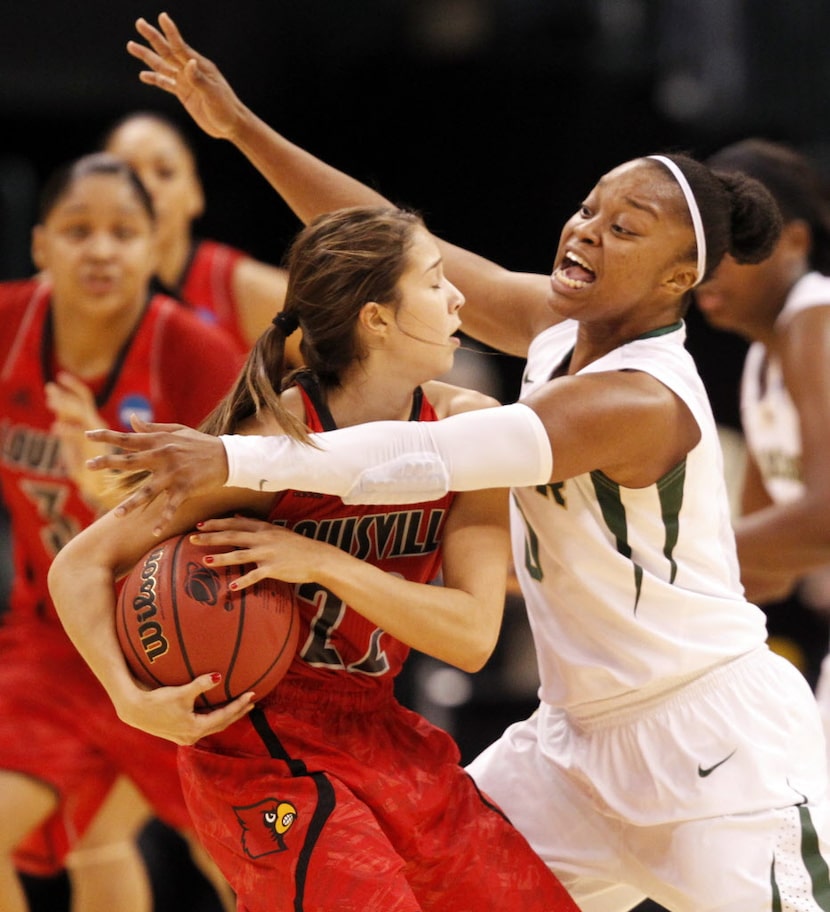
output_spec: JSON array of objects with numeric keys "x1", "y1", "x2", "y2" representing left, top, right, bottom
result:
[{"x1": 648, "y1": 154, "x2": 707, "y2": 286}]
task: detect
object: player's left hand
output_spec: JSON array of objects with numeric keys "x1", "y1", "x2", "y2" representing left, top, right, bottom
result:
[{"x1": 190, "y1": 515, "x2": 328, "y2": 588}]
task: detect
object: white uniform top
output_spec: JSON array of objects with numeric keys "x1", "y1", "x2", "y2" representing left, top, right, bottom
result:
[
  {"x1": 512, "y1": 319, "x2": 768, "y2": 715},
  {"x1": 740, "y1": 270, "x2": 830, "y2": 505}
]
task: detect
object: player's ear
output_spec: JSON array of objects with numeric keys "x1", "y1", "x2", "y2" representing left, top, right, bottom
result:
[
  {"x1": 188, "y1": 173, "x2": 206, "y2": 221},
  {"x1": 663, "y1": 265, "x2": 698, "y2": 297},
  {"x1": 31, "y1": 226, "x2": 46, "y2": 271},
  {"x1": 359, "y1": 301, "x2": 392, "y2": 339},
  {"x1": 780, "y1": 218, "x2": 811, "y2": 258}
]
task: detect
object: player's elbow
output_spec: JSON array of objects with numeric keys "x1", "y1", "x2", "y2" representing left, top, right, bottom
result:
[{"x1": 455, "y1": 621, "x2": 500, "y2": 674}]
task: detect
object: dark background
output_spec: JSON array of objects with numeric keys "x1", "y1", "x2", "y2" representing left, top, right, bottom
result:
[{"x1": 3, "y1": 1, "x2": 830, "y2": 908}]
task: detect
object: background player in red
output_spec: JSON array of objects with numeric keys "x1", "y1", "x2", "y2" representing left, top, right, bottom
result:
[
  {"x1": 0, "y1": 152, "x2": 240, "y2": 911},
  {"x1": 50, "y1": 205, "x2": 578, "y2": 912},
  {"x1": 101, "y1": 110, "x2": 302, "y2": 368}
]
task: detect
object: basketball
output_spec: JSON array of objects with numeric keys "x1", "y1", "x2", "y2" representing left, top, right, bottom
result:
[{"x1": 116, "y1": 532, "x2": 299, "y2": 710}]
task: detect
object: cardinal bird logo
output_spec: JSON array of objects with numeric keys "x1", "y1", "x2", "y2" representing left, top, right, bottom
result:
[{"x1": 234, "y1": 797, "x2": 298, "y2": 858}]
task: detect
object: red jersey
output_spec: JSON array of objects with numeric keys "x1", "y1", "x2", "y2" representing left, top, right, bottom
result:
[
  {"x1": 175, "y1": 238, "x2": 249, "y2": 352},
  {"x1": 264, "y1": 372, "x2": 454, "y2": 690},
  {"x1": 179, "y1": 373, "x2": 577, "y2": 912},
  {"x1": 0, "y1": 278, "x2": 243, "y2": 626}
]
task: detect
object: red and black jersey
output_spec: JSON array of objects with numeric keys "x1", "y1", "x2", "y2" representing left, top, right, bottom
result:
[
  {"x1": 266, "y1": 372, "x2": 455, "y2": 688},
  {"x1": 174, "y1": 238, "x2": 249, "y2": 353},
  {"x1": 0, "y1": 278, "x2": 243, "y2": 624}
]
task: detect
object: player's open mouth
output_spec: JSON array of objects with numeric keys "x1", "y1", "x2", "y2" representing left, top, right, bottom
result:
[{"x1": 553, "y1": 251, "x2": 596, "y2": 289}]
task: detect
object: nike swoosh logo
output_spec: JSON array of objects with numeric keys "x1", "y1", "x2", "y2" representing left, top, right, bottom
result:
[{"x1": 698, "y1": 748, "x2": 737, "y2": 777}]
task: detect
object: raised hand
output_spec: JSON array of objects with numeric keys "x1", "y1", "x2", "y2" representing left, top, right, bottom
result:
[
  {"x1": 127, "y1": 12, "x2": 246, "y2": 141},
  {"x1": 85, "y1": 414, "x2": 229, "y2": 533}
]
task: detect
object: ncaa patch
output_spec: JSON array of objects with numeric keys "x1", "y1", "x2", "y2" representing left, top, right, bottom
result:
[{"x1": 117, "y1": 394, "x2": 153, "y2": 429}]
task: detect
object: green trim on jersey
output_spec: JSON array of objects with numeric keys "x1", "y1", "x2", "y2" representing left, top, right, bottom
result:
[
  {"x1": 657, "y1": 458, "x2": 686, "y2": 584},
  {"x1": 590, "y1": 471, "x2": 644, "y2": 613},
  {"x1": 589, "y1": 458, "x2": 687, "y2": 612},
  {"x1": 512, "y1": 493, "x2": 544, "y2": 582},
  {"x1": 634, "y1": 320, "x2": 683, "y2": 341}
]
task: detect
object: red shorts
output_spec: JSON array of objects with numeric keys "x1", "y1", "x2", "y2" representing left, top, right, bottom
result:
[
  {"x1": 179, "y1": 675, "x2": 576, "y2": 912},
  {"x1": 0, "y1": 622, "x2": 193, "y2": 875}
]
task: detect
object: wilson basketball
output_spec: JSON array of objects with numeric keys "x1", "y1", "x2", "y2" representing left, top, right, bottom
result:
[{"x1": 116, "y1": 532, "x2": 299, "y2": 710}]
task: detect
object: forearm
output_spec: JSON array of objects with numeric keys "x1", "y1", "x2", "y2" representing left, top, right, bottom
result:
[
  {"x1": 736, "y1": 500, "x2": 830, "y2": 580},
  {"x1": 310, "y1": 541, "x2": 500, "y2": 672},
  {"x1": 223, "y1": 402, "x2": 552, "y2": 502},
  {"x1": 48, "y1": 552, "x2": 142, "y2": 711}
]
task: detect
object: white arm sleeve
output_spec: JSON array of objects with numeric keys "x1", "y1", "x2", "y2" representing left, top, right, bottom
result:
[{"x1": 221, "y1": 402, "x2": 552, "y2": 504}]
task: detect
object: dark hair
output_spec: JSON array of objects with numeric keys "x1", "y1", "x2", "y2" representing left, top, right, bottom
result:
[
  {"x1": 101, "y1": 110, "x2": 199, "y2": 167},
  {"x1": 644, "y1": 152, "x2": 782, "y2": 284},
  {"x1": 37, "y1": 152, "x2": 155, "y2": 223},
  {"x1": 200, "y1": 205, "x2": 425, "y2": 440},
  {"x1": 705, "y1": 138, "x2": 830, "y2": 275}
]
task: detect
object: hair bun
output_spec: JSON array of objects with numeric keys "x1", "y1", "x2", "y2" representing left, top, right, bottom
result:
[{"x1": 717, "y1": 170, "x2": 783, "y2": 265}]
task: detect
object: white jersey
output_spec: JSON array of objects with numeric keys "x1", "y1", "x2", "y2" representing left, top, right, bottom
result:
[
  {"x1": 512, "y1": 319, "x2": 768, "y2": 712},
  {"x1": 741, "y1": 270, "x2": 830, "y2": 505}
]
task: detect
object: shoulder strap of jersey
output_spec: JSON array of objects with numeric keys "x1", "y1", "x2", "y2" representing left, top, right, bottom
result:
[{"x1": 294, "y1": 371, "x2": 425, "y2": 430}]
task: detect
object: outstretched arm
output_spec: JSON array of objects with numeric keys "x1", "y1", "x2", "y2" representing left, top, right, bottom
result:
[
  {"x1": 87, "y1": 369, "x2": 697, "y2": 536},
  {"x1": 127, "y1": 13, "x2": 550, "y2": 356},
  {"x1": 87, "y1": 404, "x2": 553, "y2": 534}
]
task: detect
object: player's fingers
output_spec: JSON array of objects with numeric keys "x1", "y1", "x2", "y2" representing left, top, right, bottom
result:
[
  {"x1": 227, "y1": 568, "x2": 265, "y2": 591},
  {"x1": 188, "y1": 532, "x2": 246, "y2": 554},
  {"x1": 153, "y1": 494, "x2": 187, "y2": 537},
  {"x1": 137, "y1": 70, "x2": 178, "y2": 92},
  {"x1": 110, "y1": 481, "x2": 170, "y2": 520},
  {"x1": 55, "y1": 370, "x2": 95, "y2": 399},
  {"x1": 85, "y1": 449, "x2": 165, "y2": 473},
  {"x1": 130, "y1": 415, "x2": 189, "y2": 434},
  {"x1": 134, "y1": 17, "x2": 172, "y2": 57},
  {"x1": 85, "y1": 427, "x2": 169, "y2": 449},
  {"x1": 195, "y1": 693, "x2": 257, "y2": 738},
  {"x1": 132, "y1": 29, "x2": 176, "y2": 74},
  {"x1": 194, "y1": 515, "x2": 267, "y2": 535},
  {"x1": 157, "y1": 12, "x2": 196, "y2": 60},
  {"x1": 126, "y1": 38, "x2": 172, "y2": 75}
]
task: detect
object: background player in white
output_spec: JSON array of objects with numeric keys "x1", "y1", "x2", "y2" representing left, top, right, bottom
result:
[{"x1": 695, "y1": 137, "x2": 830, "y2": 761}]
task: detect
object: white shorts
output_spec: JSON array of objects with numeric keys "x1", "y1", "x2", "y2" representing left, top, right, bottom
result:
[{"x1": 467, "y1": 646, "x2": 830, "y2": 911}]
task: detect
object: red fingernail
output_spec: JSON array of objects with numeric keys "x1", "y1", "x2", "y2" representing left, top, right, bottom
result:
[
  {"x1": 210, "y1": 673, "x2": 222, "y2": 684},
  {"x1": 196, "y1": 521, "x2": 205, "y2": 528},
  {"x1": 204, "y1": 555, "x2": 214, "y2": 564},
  {"x1": 229, "y1": 581, "x2": 238, "y2": 590}
]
